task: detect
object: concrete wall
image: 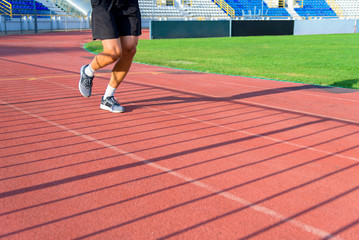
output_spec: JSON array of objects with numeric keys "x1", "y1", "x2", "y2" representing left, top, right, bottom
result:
[{"x1": 294, "y1": 19, "x2": 356, "y2": 35}]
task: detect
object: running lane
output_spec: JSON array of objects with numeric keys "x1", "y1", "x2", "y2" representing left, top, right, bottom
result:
[{"x1": 0, "y1": 31, "x2": 358, "y2": 239}]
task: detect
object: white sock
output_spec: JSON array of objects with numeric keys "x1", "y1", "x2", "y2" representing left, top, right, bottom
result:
[
  {"x1": 103, "y1": 84, "x2": 116, "y2": 99},
  {"x1": 85, "y1": 65, "x2": 95, "y2": 77}
]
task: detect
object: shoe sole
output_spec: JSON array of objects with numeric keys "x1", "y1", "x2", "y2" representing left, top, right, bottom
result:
[
  {"x1": 100, "y1": 104, "x2": 125, "y2": 113},
  {"x1": 79, "y1": 65, "x2": 90, "y2": 98}
]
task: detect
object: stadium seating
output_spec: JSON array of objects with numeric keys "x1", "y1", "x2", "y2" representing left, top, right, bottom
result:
[
  {"x1": 221, "y1": 0, "x2": 356, "y2": 18},
  {"x1": 222, "y1": 0, "x2": 290, "y2": 17},
  {"x1": 183, "y1": 0, "x2": 229, "y2": 18},
  {"x1": 294, "y1": 0, "x2": 337, "y2": 17},
  {"x1": 6, "y1": 0, "x2": 51, "y2": 17},
  {"x1": 334, "y1": 0, "x2": 359, "y2": 17},
  {"x1": 4, "y1": 0, "x2": 355, "y2": 21},
  {"x1": 139, "y1": 0, "x2": 229, "y2": 19},
  {"x1": 139, "y1": 0, "x2": 184, "y2": 19}
]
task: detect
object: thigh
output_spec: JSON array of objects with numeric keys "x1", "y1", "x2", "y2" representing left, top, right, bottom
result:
[
  {"x1": 120, "y1": 36, "x2": 139, "y2": 51},
  {"x1": 102, "y1": 38, "x2": 122, "y2": 55}
]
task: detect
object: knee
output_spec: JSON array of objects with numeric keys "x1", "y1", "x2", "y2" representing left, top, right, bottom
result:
[{"x1": 122, "y1": 44, "x2": 137, "y2": 57}]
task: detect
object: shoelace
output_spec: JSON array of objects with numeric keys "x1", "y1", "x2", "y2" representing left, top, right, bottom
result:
[
  {"x1": 106, "y1": 96, "x2": 119, "y2": 105},
  {"x1": 83, "y1": 73, "x2": 93, "y2": 89}
]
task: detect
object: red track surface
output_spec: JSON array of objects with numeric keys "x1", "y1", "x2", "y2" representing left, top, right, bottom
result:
[{"x1": 0, "y1": 30, "x2": 358, "y2": 239}]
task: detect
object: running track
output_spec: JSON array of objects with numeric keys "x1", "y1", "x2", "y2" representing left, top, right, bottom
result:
[{"x1": 0, "y1": 30, "x2": 358, "y2": 239}]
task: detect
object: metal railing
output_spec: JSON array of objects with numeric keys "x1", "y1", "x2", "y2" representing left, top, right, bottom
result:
[
  {"x1": 271, "y1": 0, "x2": 304, "y2": 8},
  {"x1": 0, "y1": 0, "x2": 12, "y2": 18},
  {"x1": 182, "y1": 0, "x2": 192, "y2": 7},
  {"x1": 48, "y1": 0, "x2": 87, "y2": 17},
  {"x1": 0, "y1": 13, "x2": 90, "y2": 35},
  {"x1": 157, "y1": 0, "x2": 174, "y2": 6},
  {"x1": 213, "y1": 0, "x2": 235, "y2": 17},
  {"x1": 326, "y1": 0, "x2": 344, "y2": 18},
  {"x1": 278, "y1": 0, "x2": 285, "y2": 8},
  {"x1": 294, "y1": 0, "x2": 303, "y2": 8}
]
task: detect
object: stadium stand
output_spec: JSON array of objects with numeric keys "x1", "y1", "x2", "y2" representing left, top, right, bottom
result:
[
  {"x1": 334, "y1": 0, "x2": 359, "y2": 18},
  {"x1": 222, "y1": 0, "x2": 290, "y2": 17},
  {"x1": 0, "y1": 0, "x2": 88, "y2": 18},
  {"x1": 325, "y1": 0, "x2": 344, "y2": 17},
  {"x1": 36, "y1": 0, "x2": 70, "y2": 16},
  {"x1": 139, "y1": 0, "x2": 230, "y2": 19},
  {"x1": 139, "y1": 0, "x2": 184, "y2": 19},
  {"x1": 0, "y1": 0, "x2": 12, "y2": 17},
  {"x1": 40, "y1": 0, "x2": 89, "y2": 16},
  {"x1": 183, "y1": 0, "x2": 230, "y2": 19},
  {"x1": 6, "y1": 0, "x2": 51, "y2": 17},
  {"x1": 1, "y1": 0, "x2": 358, "y2": 29},
  {"x1": 294, "y1": 0, "x2": 337, "y2": 17}
]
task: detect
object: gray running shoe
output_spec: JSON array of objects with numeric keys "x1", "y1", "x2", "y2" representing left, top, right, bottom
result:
[
  {"x1": 79, "y1": 64, "x2": 94, "y2": 97},
  {"x1": 100, "y1": 96, "x2": 125, "y2": 113}
]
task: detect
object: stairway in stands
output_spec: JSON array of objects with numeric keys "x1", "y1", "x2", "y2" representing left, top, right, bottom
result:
[{"x1": 36, "y1": 0, "x2": 68, "y2": 15}]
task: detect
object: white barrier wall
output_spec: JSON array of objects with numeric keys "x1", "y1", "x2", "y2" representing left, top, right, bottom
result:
[
  {"x1": 0, "y1": 16, "x2": 90, "y2": 33},
  {"x1": 1, "y1": 17, "x2": 358, "y2": 35},
  {"x1": 294, "y1": 19, "x2": 356, "y2": 35}
]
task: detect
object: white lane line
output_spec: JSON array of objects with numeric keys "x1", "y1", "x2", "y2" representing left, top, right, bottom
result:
[
  {"x1": 208, "y1": 78, "x2": 359, "y2": 103},
  {"x1": 47, "y1": 77, "x2": 359, "y2": 162},
  {"x1": 131, "y1": 63, "x2": 359, "y2": 103},
  {"x1": 29, "y1": 77, "x2": 359, "y2": 163},
  {"x1": 128, "y1": 79, "x2": 359, "y2": 125},
  {"x1": 0, "y1": 99, "x2": 341, "y2": 239},
  {"x1": 36, "y1": 77, "x2": 359, "y2": 163},
  {"x1": 143, "y1": 106, "x2": 359, "y2": 163}
]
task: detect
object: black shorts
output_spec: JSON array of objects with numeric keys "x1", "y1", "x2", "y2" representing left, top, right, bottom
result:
[{"x1": 91, "y1": 0, "x2": 141, "y2": 40}]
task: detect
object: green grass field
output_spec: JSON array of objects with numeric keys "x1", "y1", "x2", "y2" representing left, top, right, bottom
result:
[{"x1": 84, "y1": 34, "x2": 359, "y2": 89}]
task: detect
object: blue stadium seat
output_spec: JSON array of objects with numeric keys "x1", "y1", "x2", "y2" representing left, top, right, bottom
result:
[
  {"x1": 220, "y1": 0, "x2": 290, "y2": 17},
  {"x1": 6, "y1": 0, "x2": 51, "y2": 18},
  {"x1": 220, "y1": 0, "x2": 337, "y2": 18},
  {"x1": 294, "y1": 0, "x2": 336, "y2": 17}
]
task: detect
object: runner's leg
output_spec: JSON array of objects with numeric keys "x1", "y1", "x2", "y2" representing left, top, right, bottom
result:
[{"x1": 108, "y1": 36, "x2": 139, "y2": 88}]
